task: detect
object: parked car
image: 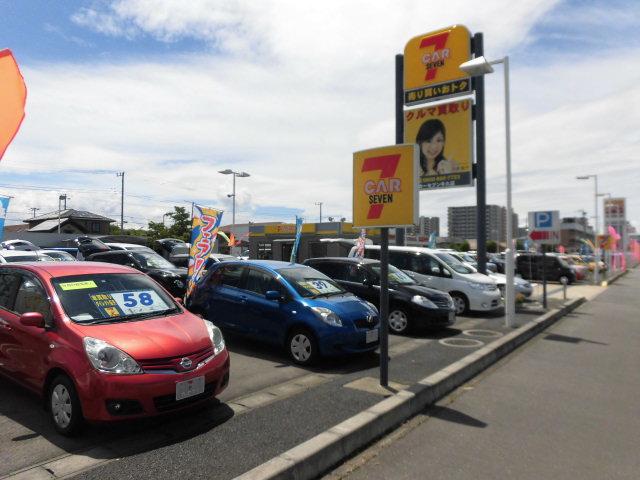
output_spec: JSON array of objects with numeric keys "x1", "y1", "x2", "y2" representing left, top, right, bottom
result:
[
  {"x1": 0, "y1": 250, "x2": 53, "y2": 263},
  {"x1": 74, "y1": 236, "x2": 111, "y2": 259},
  {"x1": 187, "y1": 260, "x2": 380, "y2": 365},
  {"x1": 516, "y1": 254, "x2": 576, "y2": 284},
  {"x1": 105, "y1": 243, "x2": 155, "y2": 253},
  {"x1": 303, "y1": 257, "x2": 455, "y2": 333},
  {"x1": 155, "y1": 238, "x2": 190, "y2": 268},
  {"x1": 39, "y1": 250, "x2": 77, "y2": 262},
  {"x1": 448, "y1": 252, "x2": 533, "y2": 298},
  {"x1": 86, "y1": 250, "x2": 188, "y2": 297},
  {"x1": 1, "y1": 239, "x2": 39, "y2": 251},
  {"x1": 0, "y1": 262, "x2": 229, "y2": 435},
  {"x1": 561, "y1": 255, "x2": 589, "y2": 281},
  {"x1": 451, "y1": 252, "x2": 498, "y2": 273},
  {"x1": 349, "y1": 245, "x2": 502, "y2": 316}
]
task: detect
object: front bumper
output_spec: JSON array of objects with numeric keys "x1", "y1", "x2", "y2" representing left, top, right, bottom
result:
[
  {"x1": 79, "y1": 349, "x2": 230, "y2": 422},
  {"x1": 408, "y1": 304, "x2": 456, "y2": 327},
  {"x1": 317, "y1": 327, "x2": 380, "y2": 356},
  {"x1": 468, "y1": 290, "x2": 503, "y2": 312}
]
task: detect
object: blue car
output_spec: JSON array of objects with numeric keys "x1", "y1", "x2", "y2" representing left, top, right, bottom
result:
[{"x1": 187, "y1": 260, "x2": 380, "y2": 365}]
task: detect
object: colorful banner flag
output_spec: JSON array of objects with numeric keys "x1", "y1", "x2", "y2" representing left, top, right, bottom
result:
[
  {"x1": 0, "y1": 49, "x2": 27, "y2": 161},
  {"x1": 290, "y1": 216, "x2": 303, "y2": 263},
  {"x1": 186, "y1": 206, "x2": 223, "y2": 298},
  {"x1": 0, "y1": 196, "x2": 10, "y2": 242}
]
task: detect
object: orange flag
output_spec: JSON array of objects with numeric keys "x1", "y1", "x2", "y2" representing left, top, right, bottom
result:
[{"x1": 0, "y1": 49, "x2": 27, "y2": 160}]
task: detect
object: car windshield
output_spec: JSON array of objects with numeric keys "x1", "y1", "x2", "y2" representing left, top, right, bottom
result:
[
  {"x1": 435, "y1": 253, "x2": 475, "y2": 274},
  {"x1": 278, "y1": 266, "x2": 346, "y2": 298},
  {"x1": 171, "y1": 246, "x2": 189, "y2": 256},
  {"x1": 369, "y1": 264, "x2": 415, "y2": 285},
  {"x1": 131, "y1": 252, "x2": 177, "y2": 269},
  {"x1": 52, "y1": 273, "x2": 179, "y2": 324},
  {"x1": 2, "y1": 254, "x2": 40, "y2": 262}
]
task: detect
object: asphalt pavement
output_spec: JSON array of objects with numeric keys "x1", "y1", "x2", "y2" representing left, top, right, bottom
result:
[{"x1": 327, "y1": 269, "x2": 639, "y2": 480}]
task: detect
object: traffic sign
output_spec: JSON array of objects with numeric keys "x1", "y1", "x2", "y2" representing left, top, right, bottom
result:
[{"x1": 529, "y1": 230, "x2": 560, "y2": 244}]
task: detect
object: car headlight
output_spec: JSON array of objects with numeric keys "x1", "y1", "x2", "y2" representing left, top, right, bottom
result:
[
  {"x1": 310, "y1": 306, "x2": 342, "y2": 327},
  {"x1": 83, "y1": 337, "x2": 142, "y2": 374},
  {"x1": 411, "y1": 295, "x2": 437, "y2": 308},
  {"x1": 465, "y1": 281, "x2": 493, "y2": 291},
  {"x1": 365, "y1": 301, "x2": 379, "y2": 314},
  {"x1": 204, "y1": 320, "x2": 225, "y2": 355}
]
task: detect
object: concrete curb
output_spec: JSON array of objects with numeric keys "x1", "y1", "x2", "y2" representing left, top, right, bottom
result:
[
  {"x1": 605, "y1": 269, "x2": 628, "y2": 285},
  {"x1": 234, "y1": 297, "x2": 586, "y2": 480}
]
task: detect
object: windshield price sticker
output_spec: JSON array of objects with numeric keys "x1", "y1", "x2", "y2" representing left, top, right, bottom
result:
[
  {"x1": 90, "y1": 293, "x2": 124, "y2": 318},
  {"x1": 298, "y1": 280, "x2": 342, "y2": 295},
  {"x1": 110, "y1": 290, "x2": 169, "y2": 315},
  {"x1": 59, "y1": 280, "x2": 98, "y2": 291}
]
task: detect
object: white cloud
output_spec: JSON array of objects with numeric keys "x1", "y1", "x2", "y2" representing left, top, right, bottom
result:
[{"x1": 4, "y1": 0, "x2": 639, "y2": 239}]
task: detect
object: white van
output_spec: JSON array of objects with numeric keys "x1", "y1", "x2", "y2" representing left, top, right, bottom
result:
[{"x1": 348, "y1": 245, "x2": 502, "y2": 315}]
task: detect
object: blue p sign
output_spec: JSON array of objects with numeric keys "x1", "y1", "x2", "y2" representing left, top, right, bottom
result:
[{"x1": 535, "y1": 211, "x2": 553, "y2": 228}]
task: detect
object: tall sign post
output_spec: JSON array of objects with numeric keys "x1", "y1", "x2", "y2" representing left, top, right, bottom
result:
[
  {"x1": 528, "y1": 211, "x2": 561, "y2": 309},
  {"x1": 353, "y1": 144, "x2": 419, "y2": 387}
]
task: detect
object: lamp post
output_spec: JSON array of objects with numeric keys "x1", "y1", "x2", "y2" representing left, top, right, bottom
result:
[
  {"x1": 218, "y1": 169, "x2": 250, "y2": 248},
  {"x1": 576, "y1": 174, "x2": 599, "y2": 285},
  {"x1": 315, "y1": 202, "x2": 323, "y2": 223},
  {"x1": 460, "y1": 55, "x2": 515, "y2": 328}
]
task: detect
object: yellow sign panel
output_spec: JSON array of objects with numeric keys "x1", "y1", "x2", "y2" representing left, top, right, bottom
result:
[
  {"x1": 404, "y1": 98, "x2": 473, "y2": 190},
  {"x1": 404, "y1": 25, "x2": 471, "y2": 105},
  {"x1": 58, "y1": 280, "x2": 97, "y2": 291},
  {"x1": 353, "y1": 144, "x2": 419, "y2": 228},
  {"x1": 264, "y1": 223, "x2": 316, "y2": 235}
]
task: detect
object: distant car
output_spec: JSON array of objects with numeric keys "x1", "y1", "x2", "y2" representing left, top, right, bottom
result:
[
  {"x1": 187, "y1": 260, "x2": 380, "y2": 365},
  {"x1": 0, "y1": 250, "x2": 51, "y2": 263},
  {"x1": 39, "y1": 250, "x2": 77, "y2": 262},
  {"x1": 155, "y1": 238, "x2": 190, "y2": 268},
  {"x1": 0, "y1": 262, "x2": 229, "y2": 435},
  {"x1": 304, "y1": 257, "x2": 455, "y2": 334},
  {"x1": 86, "y1": 250, "x2": 188, "y2": 297},
  {"x1": 74, "y1": 236, "x2": 111, "y2": 259},
  {"x1": 105, "y1": 243, "x2": 155, "y2": 253},
  {"x1": 516, "y1": 254, "x2": 576, "y2": 284},
  {"x1": 1, "y1": 239, "x2": 39, "y2": 251}
]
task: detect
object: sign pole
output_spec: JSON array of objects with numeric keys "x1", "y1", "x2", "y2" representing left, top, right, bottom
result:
[
  {"x1": 395, "y1": 54, "x2": 405, "y2": 247},
  {"x1": 542, "y1": 249, "x2": 548, "y2": 309},
  {"x1": 472, "y1": 33, "x2": 488, "y2": 274},
  {"x1": 379, "y1": 227, "x2": 389, "y2": 387}
]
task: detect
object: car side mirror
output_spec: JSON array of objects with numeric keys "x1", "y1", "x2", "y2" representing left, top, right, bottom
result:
[
  {"x1": 174, "y1": 297, "x2": 183, "y2": 305},
  {"x1": 265, "y1": 290, "x2": 282, "y2": 301},
  {"x1": 442, "y1": 269, "x2": 452, "y2": 278},
  {"x1": 20, "y1": 312, "x2": 45, "y2": 328}
]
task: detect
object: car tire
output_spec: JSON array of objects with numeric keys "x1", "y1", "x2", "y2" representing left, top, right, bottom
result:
[
  {"x1": 49, "y1": 375, "x2": 84, "y2": 436},
  {"x1": 287, "y1": 328, "x2": 318, "y2": 366},
  {"x1": 450, "y1": 293, "x2": 469, "y2": 316},
  {"x1": 388, "y1": 308, "x2": 411, "y2": 334}
]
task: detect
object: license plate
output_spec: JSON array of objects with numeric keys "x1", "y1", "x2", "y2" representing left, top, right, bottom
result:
[
  {"x1": 175, "y1": 376, "x2": 205, "y2": 401},
  {"x1": 449, "y1": 310, "x2": 455, "y2": 322},
  {"x1": 366, "y1": 328, "x2": 379, "y2": 343}
]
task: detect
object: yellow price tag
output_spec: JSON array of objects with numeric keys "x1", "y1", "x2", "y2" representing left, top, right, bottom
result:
[{"x1": 59, "y1": 280, "x2": 98, "y2": 291}]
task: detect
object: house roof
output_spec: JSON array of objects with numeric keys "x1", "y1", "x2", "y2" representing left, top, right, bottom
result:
[
  {"x1": 25, "y1": 209, "x2": 115, "y2": 224},
  {"x1": 28, "y1": 218, "x2": 73, "y2": 232},
  {"x1": 2, "y1": 223, "x2": 30, "y2": 233}
]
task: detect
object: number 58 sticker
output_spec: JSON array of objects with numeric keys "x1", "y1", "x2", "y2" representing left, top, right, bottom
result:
[{"x1": 111, "y1": 290, "x2": 168, "y2": 314}]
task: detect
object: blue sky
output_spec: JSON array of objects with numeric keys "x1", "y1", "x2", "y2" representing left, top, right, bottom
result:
[{"x1": 1, "y1": 0, "x2": 638, "y2": 235}]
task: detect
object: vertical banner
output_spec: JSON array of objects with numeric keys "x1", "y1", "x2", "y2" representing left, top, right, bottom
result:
[
  {"x1": 186, "y1": 206, "x2": 223, "y2": 297},
  {"x1": 290, "y1": 216, "x2": 303, "y2": 264},
  {"x1": 0, "y1": 50, "x2": 27, "y2": 161},
  {"x1": 0, "y1": 196, "x2": 10, "y2": 242}
]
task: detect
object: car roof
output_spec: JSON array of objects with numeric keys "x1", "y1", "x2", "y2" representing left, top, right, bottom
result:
[
  {"x1": 0, "y1": 250, "x2": 41, "y2": 257},
  {"x1": 105, "y1": 243, "x2": 150, "y2": 249},
  {"x1": 307, "y1": 257, "x2": 379, "y2": 265},
  {"x1": 0, "y1": 261, "x2": 139, "y2": 277},
  {"x1": 357, "y1": 245, "x2": 438, "y2": 253}
]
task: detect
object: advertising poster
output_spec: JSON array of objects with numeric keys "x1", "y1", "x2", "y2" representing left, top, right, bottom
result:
[
  {"x1": 0, "y1": 196, "x2": 10, "y2": 242},
  {"x1": 404, "y1": 99, "x2": 473, "y2": 190},
  {"x1": 186, "y1": 206, "x2": 223, "y2": 297}
]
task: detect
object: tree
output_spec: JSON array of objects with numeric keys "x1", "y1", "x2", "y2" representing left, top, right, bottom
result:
[
  {"x1": 167, "y1": 206, "x2": 191, "y2": 241},
  {"x1": 486, "y1": 240, "x2": 498, "y2": 253}
]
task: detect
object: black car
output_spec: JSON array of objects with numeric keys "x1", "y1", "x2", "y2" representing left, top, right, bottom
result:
[
  {"x1": 155, "y1": 238, "x2": 190, "y2": 268},
  {"x1": 86, "y1": 250, "x2": 188, "y2": 297},
  {"x1": 303, "y1": 257, "x2": 455, "y2": 333},
  {"x1": 516, "y1": 254, "x2": 576, "y2": 284}
]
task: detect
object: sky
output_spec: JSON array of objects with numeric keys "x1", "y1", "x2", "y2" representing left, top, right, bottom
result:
[{"x1": 0, "y1": 0, "x2": 639, "y2": 236}]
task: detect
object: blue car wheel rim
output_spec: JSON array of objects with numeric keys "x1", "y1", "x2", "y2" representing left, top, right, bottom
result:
[{"x1": 290, "y1": 334, "x2": 312, "y2": 362}]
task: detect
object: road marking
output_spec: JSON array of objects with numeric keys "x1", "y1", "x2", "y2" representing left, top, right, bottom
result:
[
  {"x1": 462, "y1": 329, "x2": 503, "y2": 338},
  {"x1": 438, "y1": 338, "x2": 484, "y2": 348}
]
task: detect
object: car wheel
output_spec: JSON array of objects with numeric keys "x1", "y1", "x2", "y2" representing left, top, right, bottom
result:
[
  {"x1": 450, "y1": 293, "x2": 469, "y2": 316},
  {"x1": 287, "y1": 329, "x2": 318, "y2": 366},
  {"x1": 388, "y1": 308, "x2": 411, "y2": 334},
  {"x1": 49, "y1": 375, "x2": 84, "y2": 436}
]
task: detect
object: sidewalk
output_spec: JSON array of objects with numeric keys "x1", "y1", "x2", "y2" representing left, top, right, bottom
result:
[{"x1": 329, "y1": 269, "x2": 639, "y2": 480}]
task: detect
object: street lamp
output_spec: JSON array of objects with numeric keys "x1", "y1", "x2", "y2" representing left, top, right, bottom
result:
[
  {"x1": 315, "y1": 202, "x2": 323, "y2": 223},
  {"x1": 460, "y1": 55, "x2": 515, "y2": 328},
  {"x1": 218, "y1": 169, "x2": 250, "y2": 246},
  {"x1": 576, "y1": 174, "x2": 599, "y2": 285}
]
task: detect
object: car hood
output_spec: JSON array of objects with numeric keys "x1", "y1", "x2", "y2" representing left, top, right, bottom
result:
[
  {"x1": 458, "y1": 272, "x2": 496, "y2": 285},
  {"x1": 73, "y1": 311, "x2": 211, "y2": 360},
  {"x1": 392, "y1": 283, "x2": 449, "y2": 300},
  {"x1": 304, "y1": 294, "x2": 376, "y2": 319},
  {"x1": 489, "y1": 273, "x2": 531, "y2": 286}
]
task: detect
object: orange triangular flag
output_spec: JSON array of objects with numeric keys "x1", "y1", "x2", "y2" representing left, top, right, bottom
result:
[{"x1": 0, "y1": 49, "x2": 27, "y2": 160}]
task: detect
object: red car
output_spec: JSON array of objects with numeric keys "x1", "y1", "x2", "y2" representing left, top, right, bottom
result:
[{"x1": 0, "y1": 262, "x2": 229, "y2": 435}]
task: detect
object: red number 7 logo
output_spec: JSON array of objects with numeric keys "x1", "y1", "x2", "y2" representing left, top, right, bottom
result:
[
  {"x1": 419, "y1": 32, "x2": 449, "y2": 81},
  {"x1": 362, "y1": 154, "x2": 400, "y2": 220}
]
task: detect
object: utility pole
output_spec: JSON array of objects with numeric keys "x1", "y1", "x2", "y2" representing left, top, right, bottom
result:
[
  {"x1": 57, "y1": 194, "x2": 67, "y2": 234},
  {"x1": 315, "y1": 202, "x2": 323, "y2": 223},
  {"x1": 116, "y1": 172, "x2": 125, "y2": 233},
  {"x1": 30, "y1": 207, "x2": 40, "y2": 218}
]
